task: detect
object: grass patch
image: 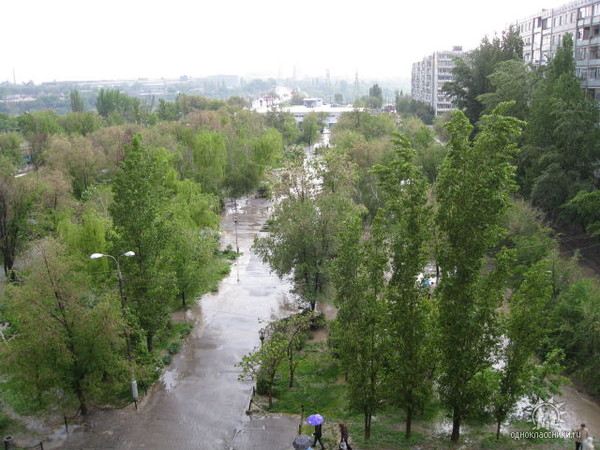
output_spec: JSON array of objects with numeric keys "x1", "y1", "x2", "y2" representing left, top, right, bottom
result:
[{"x1": 259, "y1": 326, "x2": 574, "y2": 449}]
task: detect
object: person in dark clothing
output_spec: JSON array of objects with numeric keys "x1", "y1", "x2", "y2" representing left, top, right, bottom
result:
[
  {"x1": 313, "y1": 423, "x2": 325, "y2": 449},
  {"x1": 338, "y1": 423, "x2": 352, "y2": 449}
]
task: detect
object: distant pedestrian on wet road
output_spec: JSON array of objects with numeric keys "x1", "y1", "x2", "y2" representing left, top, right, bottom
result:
[
  {"x1": 339, "y1": 423, "x2": 352, "y2": 449},
  {"x1": 577, "y1": 423, "x2": 590, "y2": 450}
]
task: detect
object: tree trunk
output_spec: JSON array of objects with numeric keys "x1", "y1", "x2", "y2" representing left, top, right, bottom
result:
[
  {"x1": 364, "y1": 413, "x2": 371, "y2": 439},
  {"x1": 451, "y1": 409, "x2": 461, "y2": 442},
  {"x1": 496, "y1": 421, "x2": 501, "y2": 440},
  {"x1": 406, "y1": 406, "x2": 413, "y2": 439},
  {"x1": 268, "y1": 384, "x2": 273, "y2": 408},
  {"x1": 289, "y1": 360, "x2": 295, "y2": 388},
  {"x1": 75, "y1": 385, "x2": 88, "y2": 415},
  {"x1": 146, "y1": 332, "x2": 153, "y2": 352},
  {"x1": 181, "y1": 291, "x2": 186, "y2": 308}
]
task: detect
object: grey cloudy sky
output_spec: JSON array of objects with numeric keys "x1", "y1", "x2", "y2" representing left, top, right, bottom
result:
[{"x1": 2, "y1": 0, "x2": 566, "y2": 84}]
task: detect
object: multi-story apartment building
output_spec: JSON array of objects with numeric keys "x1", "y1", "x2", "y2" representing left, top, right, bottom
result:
[
  {"x1": 513, "y1": 0, "x2": 600, "y2": 100},
  {"x1": 411, "y1": 46, "x2": 463, "y2": 116}
]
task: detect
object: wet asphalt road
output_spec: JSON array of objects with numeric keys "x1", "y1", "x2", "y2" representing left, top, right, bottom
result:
[{"x1": 58, "y1": 197, "x2": 299, "y2": 449}]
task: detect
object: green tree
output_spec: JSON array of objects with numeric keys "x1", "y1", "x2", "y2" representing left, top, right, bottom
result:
[
  {"x1": 109, "y1": 134, "x2": 176, "y2": 352},
  {"x1": 298, "y1": 112, "x2": 325, "y2": 146},
  {"x1": 18, "y1": 110, "x2": 63, "y2": 168},
  {"x1": 70, "y1": 90, "x2": 85, "y2": 113},
  {"x1": 237, "y1": 331, "x2": 288, "y2": 408},
  {"x1": 492, "y1": 261, "x2": 553, "y2": 439},
  {"x1": 254, "y1": 149, "x2": 361, "y2": 311},
  {"x1": 443, "y1": 27, "x2": 523, "y2": 125},
  {"x1": 0, "y1": 164, "x2": 40, "y2": 279},
  {"x1": 477, "y1": 60, "x2": 534, "y2": 119},
  {"x1": 3, "y1": 238, "x2": 127, "y2": 414},
  {"x1": 330, "y1": 214, "x2": 387, "y2": 439},
  {"x1": 435, "y1": 105, "x2": 523, "y2": 441},
  {"x1": 372, "y1": 134, "x2": 436, "y2": 439},
  {"x1": 366, "y1": 83, "x2": 383, "y2": 109},
  {"x1": 521, "y1": 34, "x2": 600, "y2": 214},
  {"x1": 0, "y1": 132, "x2": 24, "y2": 167},
  {"x1": 190, "y1": 130, "x2": 227, "y2": 194}
]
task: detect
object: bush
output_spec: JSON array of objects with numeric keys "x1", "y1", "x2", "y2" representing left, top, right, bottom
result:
[{"x1": 167, "y1": 342, "x2": 181, "y2": 355}]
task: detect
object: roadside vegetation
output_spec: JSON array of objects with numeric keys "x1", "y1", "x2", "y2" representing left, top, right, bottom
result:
[
  {"x1": 2, "y1": 27, "x2": 600, "y2": 446},
  {"x1": 243, "y1": 30, "x2": 600, "y2": 446}
]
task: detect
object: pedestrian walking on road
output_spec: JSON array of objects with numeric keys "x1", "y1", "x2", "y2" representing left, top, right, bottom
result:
[
  {"x1": 313, "y1": 423, "x2": 325, "y2": 449},
  {"x1": 576, "y1": 423, "x2": 590, "y2": 450},
  {"x1": 338, "y1": 423, "x2": 352, "y2": 450}
]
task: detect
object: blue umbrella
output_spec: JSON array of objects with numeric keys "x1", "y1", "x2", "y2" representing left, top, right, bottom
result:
[{"x1": 306, "y1": 413, "x2": 324, "y2": 426}]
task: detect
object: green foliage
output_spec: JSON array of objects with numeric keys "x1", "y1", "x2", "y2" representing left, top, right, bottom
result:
[
  {"x1": 70, "y1": 90, "x2": 85, "y2": 113},
  {"x1": 0, "y1": 172, "x2": 41, "y2": 278},
  {"x1": 547, "y1": 278, "x2": 600, "y2": 394},
  {"x1": 562, "y1": 190, "x2": 600, "y2": 236},
  {"x1": 519, "y1": 34, "x2": 600, "y2": 213},
  {"x1": 371, "y1": 134, "x2": 437, "y2": 438},
  {"x1": 254, "y1": 149, "x2": 363, "y2": 311},
  {"x1": 2, "y1": 238, "x2": 128, "y2": 415},
  {"x1": 190, "y1": 130, "x2": 227, "y2": 194},
  {"x1": 435, "y1": 106, "x2": 524, "y2": 441},
  {"x1": 477, "y1": 60, "x2": 534, "y2": 119},
  {"x1": 109, "y1": 134, "x2": 176, "y2": 351},
  {"x1": 492, "y1": 261, "x2": 554, "y2": 438},
  {"x1": 334, "y1": 110, "x2": 396, "y2": 141},
  {"x1": 443, "y1": 27, "x2": 523, "y2": 125},
  {"x1": 0, "y1": 132, "x2": 24, "y2": 167},
  {"x1": 298, "y1": 112, "x2": 325, "y2": 146},
  {"x1": 265, "y1": 110, "x2": 299, "y2": 145},
  {"x1": 60, "y1": 112, "x2": 103, "y2": 136},
  {"x1": 0, "y1": 113, "x2": 20, "y2": 132}
]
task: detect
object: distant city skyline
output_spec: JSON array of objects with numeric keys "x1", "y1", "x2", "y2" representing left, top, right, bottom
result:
[{"x1": 3, "y1": 0, "x2": 566, "y2": 85}]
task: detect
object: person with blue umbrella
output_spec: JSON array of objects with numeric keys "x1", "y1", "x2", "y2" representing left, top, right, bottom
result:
[{"x1": 306, "y1": 414, "x2": 325, "y2": 449}]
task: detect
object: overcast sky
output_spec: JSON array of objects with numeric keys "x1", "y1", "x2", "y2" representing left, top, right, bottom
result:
[{"x1": 2, "y1": 0, "x2": 567, "y2": 84}]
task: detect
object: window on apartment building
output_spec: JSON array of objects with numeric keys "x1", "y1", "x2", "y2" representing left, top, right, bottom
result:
[
  {"x1": 594, "y1": 4, "x2": 600, "y2": 16},
  {"x1": 591, "y1": 46, "x2": 600, "y2": 59},
  {"x1": 580, "y1": 6, "x2": 591, "y2": 19},
  {"x1": 576, "y1": 47, "x2": 587, "y2": 59}
]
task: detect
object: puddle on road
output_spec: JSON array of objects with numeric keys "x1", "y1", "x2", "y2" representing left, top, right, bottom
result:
[{"x1": 159, "y1": 368, "x2": 180, "y2": 392}]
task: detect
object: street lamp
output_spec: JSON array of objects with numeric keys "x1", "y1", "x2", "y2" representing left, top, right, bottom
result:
[
  {"x1": 90, "y1": 251, "x2": 137, "y2": 406},
  {"x1": 90, "y1": 251, "x2": 135, "y2": 313},
  {"x1": 259, "y1": 328, "x2": 265, "y2": 346},
  {"x1": 233, "y1": 216, "x2": 239, "y2": 253}
]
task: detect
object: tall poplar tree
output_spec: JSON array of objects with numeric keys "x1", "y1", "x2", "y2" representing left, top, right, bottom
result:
[
  {"x1": 372, "y1": 134, "x2": 436, "y2": 439},
  {"x1": 109, "y1": 134, "x2": 176, "y2": 352},
  {"x1": 435, "y1": 105, "x2": 523, "y2": 441},
  {"x1": 331, "y1": 215, "x2": 388, "y2": 439}
]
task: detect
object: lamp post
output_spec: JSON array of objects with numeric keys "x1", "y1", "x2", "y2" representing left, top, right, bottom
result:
[
  {"x1": 233, "y1": 216, "x2": 239, "y2": 253},
  {"x1": 90, "y1": 251, "x2": 134, "y2": 312},
  {"x1": 90, "y1": 251, "x2": 137, "y2": 405},
  {"x1": 259, "y1": 328, "x2": 265, "y2": 346}
]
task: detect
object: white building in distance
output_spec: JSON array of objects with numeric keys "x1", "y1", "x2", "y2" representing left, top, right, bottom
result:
[
  {"x1": 411, "y1": 46, "x2": 463, "y2": 116},
  {"x1": 511, "y1": 0, "x2": 600, "y2": 100},
  {"x1": 253, "y1": 97, "x2": 360, "y2": 128}
]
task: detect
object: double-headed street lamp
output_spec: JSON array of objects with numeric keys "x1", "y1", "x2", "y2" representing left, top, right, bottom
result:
[
  {"x1": 90, "y1": 251, "x2": 135, "y2": 312},
  {"x1": 90, "y1": 251, "x2": 138, "y2": 406}
]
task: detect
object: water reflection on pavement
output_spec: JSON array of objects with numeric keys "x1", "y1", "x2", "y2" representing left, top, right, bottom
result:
[{"x1": 59, "y1": 197, "x2": 299, "y2": 449}]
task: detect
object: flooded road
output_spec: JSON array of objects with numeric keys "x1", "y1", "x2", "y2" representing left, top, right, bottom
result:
[{"x1": 59, "y1": 197, "x2": 297, "y2": 449}]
